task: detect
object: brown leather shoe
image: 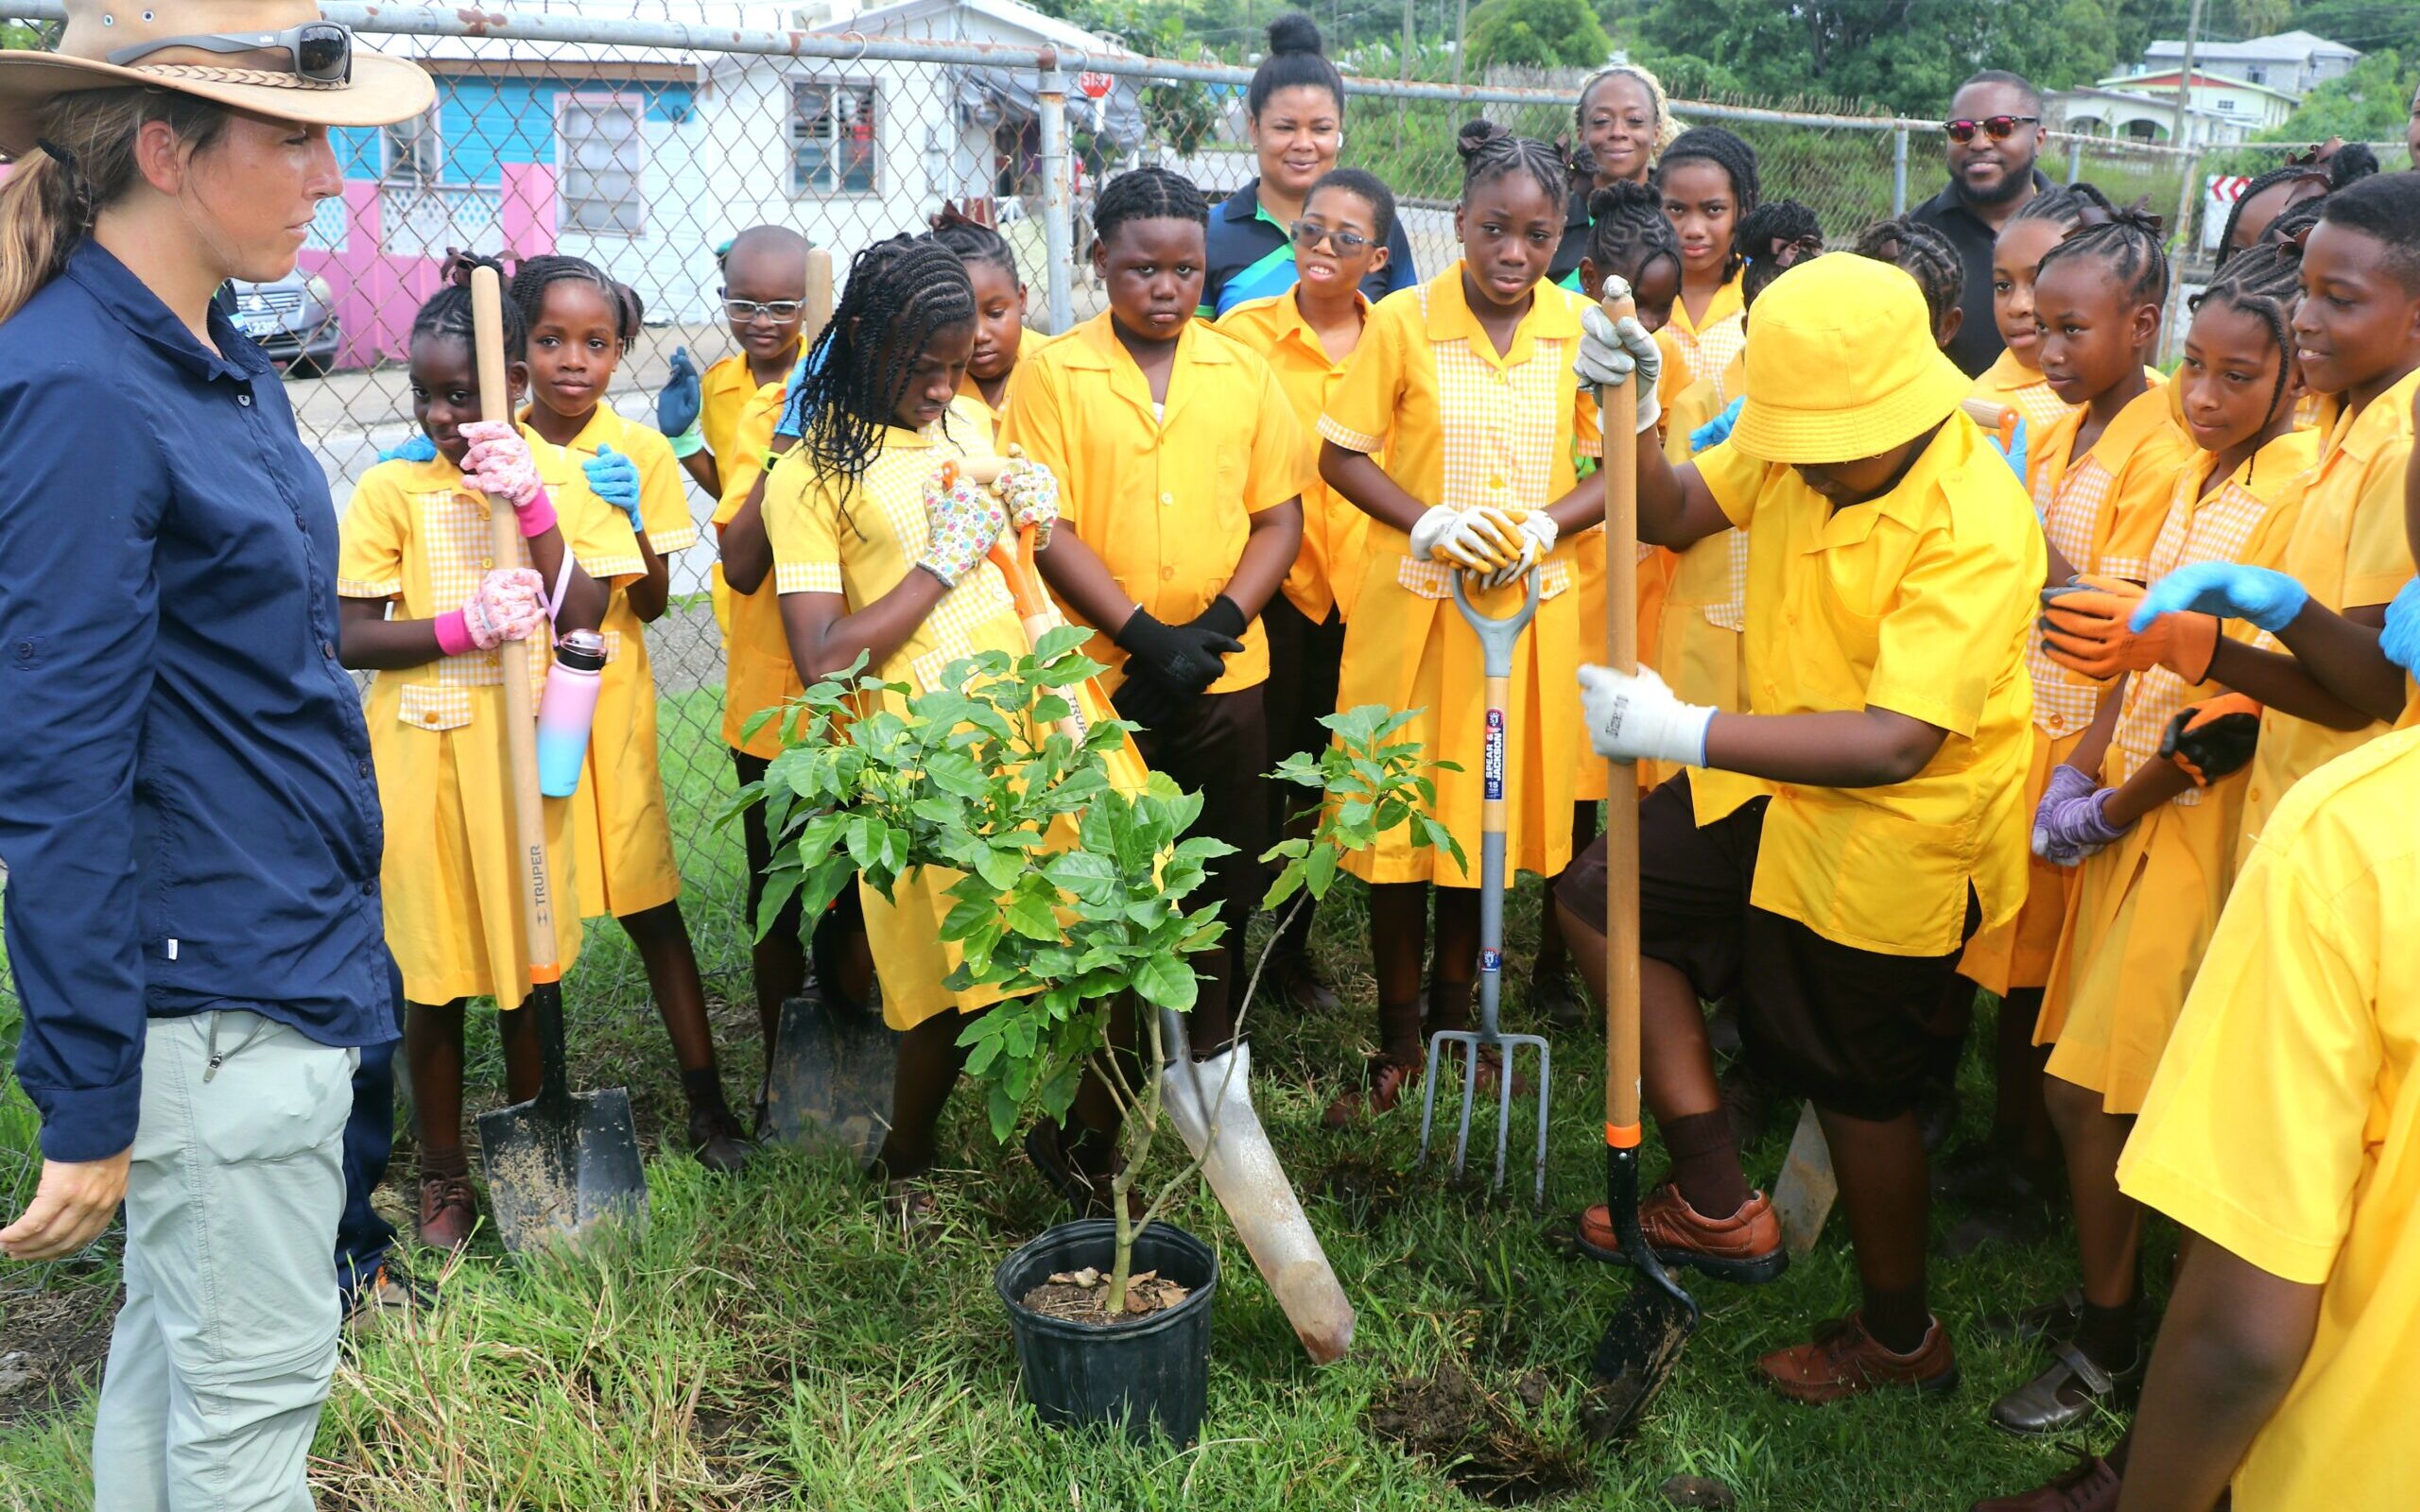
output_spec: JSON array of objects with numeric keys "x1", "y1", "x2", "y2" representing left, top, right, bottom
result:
[
  {"x1": 1270, "y1": 950, "x2": 1341, "y2": 1014},
  {"x1": 1322, "y1": 1057, "x2": 1422, "y2": 1126},
  {"x1": 1577, "y1": 1181, "x2": 1788, "y2": 1283},
  {"x1": 417, "y1": 1173, "x2": 477, "y2": 1251},
  {"x1": 1969, "y1": 1453, "x2": 2121, "y2": 1512},
  {"x1": 1758, "y1": 1312, "x2": 1960, "y2": 1403}
]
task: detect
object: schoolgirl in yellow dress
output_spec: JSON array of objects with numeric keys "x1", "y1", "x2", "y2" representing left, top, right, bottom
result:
[
  {"x1": 336, "y1": 272, "x2": 608, "y2": 1249},
  {"x1": 1316, "y1": 122, "x2": 1603, "y2": 1120},
  {"x1": 511, "y1": 254, "x2": 749, "y2": 1169},
  {"x1": 763, "y1": 235, "x2": 1142, "y2": 1220},
  {"x1": 1651, "y1": 127, "x2": 1756, "y2": 404}
]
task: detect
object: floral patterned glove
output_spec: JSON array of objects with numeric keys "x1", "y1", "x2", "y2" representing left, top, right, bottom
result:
[{"x1": 917, "y1": 466, "x2": 1007, "y2": 588}]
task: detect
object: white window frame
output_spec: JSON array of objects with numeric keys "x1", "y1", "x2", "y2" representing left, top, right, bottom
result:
[
  {"x1": 381, "y1": 104, "x2": 441, "y2": 184},
  {"x1": 557, "y1": 92, "x2": 648, "y2": 238},
  {"x1": 790, "y1": 79, "x2": 880, "y2": 198}
]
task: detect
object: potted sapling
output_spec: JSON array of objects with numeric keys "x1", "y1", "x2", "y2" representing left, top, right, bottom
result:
[{"x1": 747, "y1": 631, "x2": 1452, "y2": 1441}]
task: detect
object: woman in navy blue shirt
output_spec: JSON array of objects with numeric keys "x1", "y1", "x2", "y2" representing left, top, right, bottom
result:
[
  {"x1": 1198, "y1": 13, "x2": 1419, "y2": 318},
  {"x1": 0, "y1": 6, "x2": 433, "y2": 1503}
]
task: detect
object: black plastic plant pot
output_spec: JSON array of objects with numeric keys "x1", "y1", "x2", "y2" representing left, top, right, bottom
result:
[{"x1": 994, "y1": 1217, "x2": 1219, "y2": 1445}]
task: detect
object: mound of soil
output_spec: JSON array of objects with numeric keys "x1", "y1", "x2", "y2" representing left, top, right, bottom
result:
[
  {"x1": 1019, "y1": 1266, "x2": 1190, "y2": 1327},
  {"x1": 1365, "y1": 1356, "x2": 1587, "y2": 1505},
  {"x1": 0, "y1": 1284, "x2": 116, "y2": 1428}
]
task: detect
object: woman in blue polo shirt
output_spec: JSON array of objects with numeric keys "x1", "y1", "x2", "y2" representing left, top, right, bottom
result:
[
  {"x1": 0, "y1": 5, "x2": 435, "y2": 1503},
  {"x1": 1199, "y1": 12, "x2": 1419, "y2": 319}
]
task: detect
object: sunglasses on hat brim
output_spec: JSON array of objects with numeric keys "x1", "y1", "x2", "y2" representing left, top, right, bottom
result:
[
  {"x1": 107, "y1": 23, "x2": 351, "y2": 86},
  {"x1": 1944, "y1": 115, "x2": 2038, "y2": 144}
]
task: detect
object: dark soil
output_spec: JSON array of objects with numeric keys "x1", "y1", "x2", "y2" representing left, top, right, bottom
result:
[
  {"x1": 1364, "y1": 1355, "x2": 1588, "y2": 1506},
  {"x1": 0, "y1": 1283, "x2": 117, "y2": 1428},
  {"x1": 1018, "y1": 1267, "x2": 1191, "y2": 1326},
  {"x1": 1658, "y1": 1475, "x2": 1738, "y2": 1510},
  {"x1": 1314, "y1": 1157, "x2": 1418, "y2": 1222}
]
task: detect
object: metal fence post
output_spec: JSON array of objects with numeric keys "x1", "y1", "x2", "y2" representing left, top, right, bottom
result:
[
  {"x1": 1892, "y1": 127, "x2": 1908, "y2": 215},
  {"x1": 1038, "y1": 57, "x2": 1074, "y2": 335}
]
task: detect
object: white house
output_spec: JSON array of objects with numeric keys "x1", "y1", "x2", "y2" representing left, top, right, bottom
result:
[
  {"x1": 2061, "y1": 67, "x2": 2304, "y2": 143},
  {"x1": 2139, "y1": 29, "x2": 2360, "y2": 100}
]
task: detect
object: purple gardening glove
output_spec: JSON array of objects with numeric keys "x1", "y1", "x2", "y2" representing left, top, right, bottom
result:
[{"x1": 2031, "y1": 763, "x2": 2127, "y2": 868}]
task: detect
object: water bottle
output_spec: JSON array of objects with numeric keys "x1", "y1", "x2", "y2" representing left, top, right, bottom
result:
[{"x1": 536, "y1": 630, "x2": 607, "y2": 799}]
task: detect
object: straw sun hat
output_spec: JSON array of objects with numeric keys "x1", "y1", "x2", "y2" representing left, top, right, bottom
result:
[
  {"x1": 0, "y1": 1, "x2": 434, "y2": 157},
  {"x1": 1727, "y1": 253, "x2": 1973, "y2": 465}
]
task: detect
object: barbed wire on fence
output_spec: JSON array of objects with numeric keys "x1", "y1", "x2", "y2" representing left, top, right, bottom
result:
[{"x1": 0, "y1": 3, "x2": 2257, "y2": 1215}]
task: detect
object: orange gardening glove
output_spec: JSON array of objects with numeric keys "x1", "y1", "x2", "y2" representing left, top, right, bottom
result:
[
  {"x1": 2158, "y1": 693, "x2": 2263, "y2": 786},
  {"x1": 2040, "y1": 574, "x2": 2221, "y2": 684}
]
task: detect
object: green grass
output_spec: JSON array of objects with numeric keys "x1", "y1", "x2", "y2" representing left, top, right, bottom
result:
[{"x1": 0, "y1": 689, "x2": 2138, "y2": 1509}]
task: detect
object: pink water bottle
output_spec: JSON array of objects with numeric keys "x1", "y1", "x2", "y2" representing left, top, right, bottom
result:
[{"x1": 536, "y1": 630, "x2": 606, "y2": 798}]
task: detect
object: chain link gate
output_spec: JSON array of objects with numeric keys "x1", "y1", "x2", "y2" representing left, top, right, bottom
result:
[{"x1": 0, "y1": 1, "x2": 2223, "y2": 1238}]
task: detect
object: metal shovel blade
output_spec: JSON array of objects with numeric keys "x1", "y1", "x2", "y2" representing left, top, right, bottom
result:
[
  {"x1": 764, "y1": 991, "x2": 899, "y2": 1168},
  {"x1": 475, "y1": 982, "x2": 648, "y2": 1255},
  {"x1": 1586, "y1": 1145, "x2": 1698, "y2": 1440}
]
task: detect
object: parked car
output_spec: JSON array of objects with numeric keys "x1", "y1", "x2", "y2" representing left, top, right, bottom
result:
[{"x1": 229, "y1": 269, "x2": 341, "y2": 378}]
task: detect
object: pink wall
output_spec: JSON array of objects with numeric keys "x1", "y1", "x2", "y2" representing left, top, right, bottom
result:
[{"x1": 300, "y1": 162, "x2": 559, "y2": 369}]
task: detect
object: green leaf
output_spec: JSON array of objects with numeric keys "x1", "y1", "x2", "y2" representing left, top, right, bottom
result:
[
  {"x1": 1305, "y1": 842, "x2": 1340, "y2": 899},
  {"x1": 1002, "y1": 887, "x2": 1063, "y2": 943},
  {"x1": 1132, "y1": 955, "x2": 1198, "y2": 1011},
  {"x1": 1259, "y1": 863, "x2": 1305, "y2": 912}
]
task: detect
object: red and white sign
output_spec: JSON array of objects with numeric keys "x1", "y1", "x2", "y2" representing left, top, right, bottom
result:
[
  {"x1": 2202, "y1": 173, "x2": 2252, "y2": 250},
  {"x1": 1077, "y1": 70, "x2": 1114, "y2": 100}
]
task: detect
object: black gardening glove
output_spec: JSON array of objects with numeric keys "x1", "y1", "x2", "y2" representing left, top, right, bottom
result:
[
  {"x1": 2157, "y1": 694, "x2": 2262, "y2": 786},
  {"x1": 1110, "y1": 667, "x2": 1184, "y2": 731},
  {"x1": 1115, "y1": 597, "x2": 1245, "y2": 696}
]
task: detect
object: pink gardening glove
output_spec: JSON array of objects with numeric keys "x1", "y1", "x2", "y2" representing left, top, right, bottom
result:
[
  {"x1": 994, "y1": 455, "x2": 1060, "y2": 550},
  {"x1": 435, "y1": 568, "x2": 548, "y2": 655},
  {"x1": 458, "y1": 420, "x2": 558, "y2": 538}
]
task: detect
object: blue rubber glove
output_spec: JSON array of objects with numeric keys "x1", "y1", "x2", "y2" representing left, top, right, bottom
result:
[
  {"x1": 772, "y1": 346, "x2": 828, "y2": 441},
  {"x1": 584, "y1": 442, "x2": 644, "y2": 530},
  {"x1": 657, "y1": 346, "x2": 702, "y2": 445},
  {"x1": 2131, "y1": 560, "x2": 2309, "y2": 634},
  {"x1": 1986, "y1": 414, "x2": 2029, "y2": 484},
  {"x1": 1688, "y1": 395, "x2": 1745, "y2": 455},
  {"x1": 378, "y1": 434, "x2": 438, "y2": 464},
  {"x1": 2381, "y1": 576, "x2": 2420, "y2": 673}
]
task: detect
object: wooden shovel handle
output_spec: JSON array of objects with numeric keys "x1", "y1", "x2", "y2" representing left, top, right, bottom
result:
[
  {"x1": 471, "y1": 265, "x2": 562, "y2": 987},
  {"x1": 1599, "y1": 290, "x2": 1644, "y2": 1145}
]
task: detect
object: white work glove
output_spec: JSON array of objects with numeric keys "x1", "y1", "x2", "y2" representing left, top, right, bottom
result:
[
  {"x1": 1579, "y1": 662, "x2": 1713, "y2": 767},
  {"x1": 1576, "y1": 281, "x2": 1663, "y2": 437},
  {"x1": 1481, "y1": 510, "x2": 1558, "y2": 589},
  {"x1": 1409, "y1": 504, "x2": 1519, "y2": 572}
]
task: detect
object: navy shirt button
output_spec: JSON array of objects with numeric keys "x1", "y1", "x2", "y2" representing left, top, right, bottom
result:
[
  {"x1": 356, "y1": 759, "x2": 371, "y2": 777},
  {"x1": 321, "y1": 640, "x2": 337, "y2": 659},
  {"x1": 237, "y1": 392, "x2": 253, "y2": 406},
  {"x1": 360, "y1": 881, "x2": 376, "y2": 896}
]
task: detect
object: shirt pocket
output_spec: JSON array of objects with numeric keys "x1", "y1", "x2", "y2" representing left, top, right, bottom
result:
[{"x1": 398, "y1": 683, "x2": 475, "y2": 732}]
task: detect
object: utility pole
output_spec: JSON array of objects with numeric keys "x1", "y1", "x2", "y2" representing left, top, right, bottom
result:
[
  {"x1": 2168, "y1": 0, "x2": 2204, "y2": 154},
  {"x1": 1455, "y1": 0, "x2": 1467, "y2": 84},
  {"x1": 2164, "y1": 0, "x2": 2206, "y2": 361}
]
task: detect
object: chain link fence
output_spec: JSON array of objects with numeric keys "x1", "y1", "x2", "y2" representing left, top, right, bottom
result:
[{"x1": 0, "y1": 3, "x2": 2221, "y2": 1218}]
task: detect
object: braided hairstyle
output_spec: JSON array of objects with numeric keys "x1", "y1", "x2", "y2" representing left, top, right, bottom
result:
[
  {"x1": 2035, "y1": 207, "x2": 2169, "y2": 311},
  {"x1": 1736, "y1": 198, "x2": 1824, "y2": 307},
  {"x1": 1456, "y1": 119, "x2": 1568, "y2": 208},
  {"x1": 615, "y1": 282, "x2": 644, "y2": 354},
  {"x1": 411, "y1": 252, "x2": 527, "y2": 363},
  {"x1": 1093, "y1": 165, "x2": 1210, "y2": 249},
  {"x1": 787, "y1": 233, "x2": 977, "y2": 521},
  {"x1": 1571, "y1": 61, "x2": 1681, "y2": 170},
  {"x1": 1655, "y1": 127, "x2": 1760, "y2": 280},
  {"x1": 2187, "y1": 241, "x2": 2303, "y2": 423},
  {"x1": 2011, "y1": 180, "x2": 2116, "y2": 235},
  {"x1": 2265, "y1": 193, "x2": 2326, "y2": 249},
  {"x1": 2216, "y1": 163, "x2": 2332, "y2": 266},
  {"x1": 930, "y1": 204, "x2": 1021, "y2": 283},
  {"x1": 1854, "y1": 215, "x2": 1962, "y2": 337},
  {"x1": 510, "y1": 253, "x2": 632, "y2": 345},
  {"x1": 1584, "y1": 180, "x2": 1679, "y2": 290}
]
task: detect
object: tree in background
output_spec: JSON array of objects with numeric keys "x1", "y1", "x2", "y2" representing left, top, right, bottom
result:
[{"x1": 1467, "y1": 0, "x2": 1614, "y2": 69}]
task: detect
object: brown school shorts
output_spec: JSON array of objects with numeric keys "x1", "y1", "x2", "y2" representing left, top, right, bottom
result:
[{"x1": 1558, "y1": 774, "x2": 1981, "y2": 1122}]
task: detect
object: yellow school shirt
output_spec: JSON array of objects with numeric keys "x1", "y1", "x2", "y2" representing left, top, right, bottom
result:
[
  {"x1": 2238, "y1": 366, "x2": 2420, "y2": 854},
  {"x1": 1661, "y1": 269, "x2": 1746, "y2": 401},
  {"x1": 698, "y1": 352, "x2": 770, "y2": 477},
  {"x1": 337, "y1": 455, "x2": 582, "y2": 1005},
  {"x1": 762, "y1": 396, "x2": 1146, "y2": 1030},
  {"x1": 715, "y1": 379, "x2": 807, "y2": 759},
  {"x1": 2118, "y1": 723, "x2": 2420, "y2": 1512},
  {"x1": 523, "y1": 408, "x2": 693, "y2": 920},
  {"x1": 1001, "y1": 311, "x2": 1306, "y2": 696},
  {"x1": 2036, "y1": 428, "x2": 2316, "y2": 1112},
  {"x1": 1319, "y1": 266, "x2": 1602, "y2": 885},
  {"x1": 1970, "y1": 348, "x2": 2077, "y2": 435},
  {"x1": 1216, "y1": 289, "x2": 1374, "y2": 625},
  {"x1": 1690, "y1": 415, "x2": 2044, "y2": 957}
]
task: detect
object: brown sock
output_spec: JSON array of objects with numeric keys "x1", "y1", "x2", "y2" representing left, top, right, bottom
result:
[
  {"x1": 1378, "y1": 999, "x2": 1424, "y2": 1066},
  {"x1": 1427, "y1": 977, "x2": 1474, "y2": 1035},
  {"x1": 420, "y1": 1145, "x2": 469, "y2": 1182},
  {"x1": 1662, "y1": 1109, "x2": 1750, "y2": 1218},
  {"x1": 1862, "y1": 1278, "x2": 1931, "y2": 1354},
  {"x1": 2077, "y1": 1297, "x2": 2140, "y2": 1372}
]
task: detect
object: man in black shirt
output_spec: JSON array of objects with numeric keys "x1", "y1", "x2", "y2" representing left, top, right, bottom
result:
[{"x1": 1911, "y1": 70, "x2": 2052, "y2": 377}]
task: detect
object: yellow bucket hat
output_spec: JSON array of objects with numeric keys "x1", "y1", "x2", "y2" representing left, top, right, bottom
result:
[{"x1": 1728, "y1": 255, "x2": 1973, "y2": 465}]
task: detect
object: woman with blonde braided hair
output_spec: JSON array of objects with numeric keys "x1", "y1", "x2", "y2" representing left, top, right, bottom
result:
[
  {"x1": 1550, "y1": 60, "x2": 1683, "y2": 287},
  {"x1": 0, "y1": 5, "x2": 434, "y2": 1503}
]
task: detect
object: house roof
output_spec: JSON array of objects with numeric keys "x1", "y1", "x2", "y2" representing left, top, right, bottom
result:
[
  {"x1": 812, "y1": 0, "x2": 1131, "y2": 58},
  {"x1": 2051, "y1": 86, "x2": 2230, "y2": 123},
  {"x1": 2142, "y1": 29, "x2": 2360, "y2": 63},
  {"x1": 2095, "y1": 68, "x2": 2303, "y2": 105}
]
